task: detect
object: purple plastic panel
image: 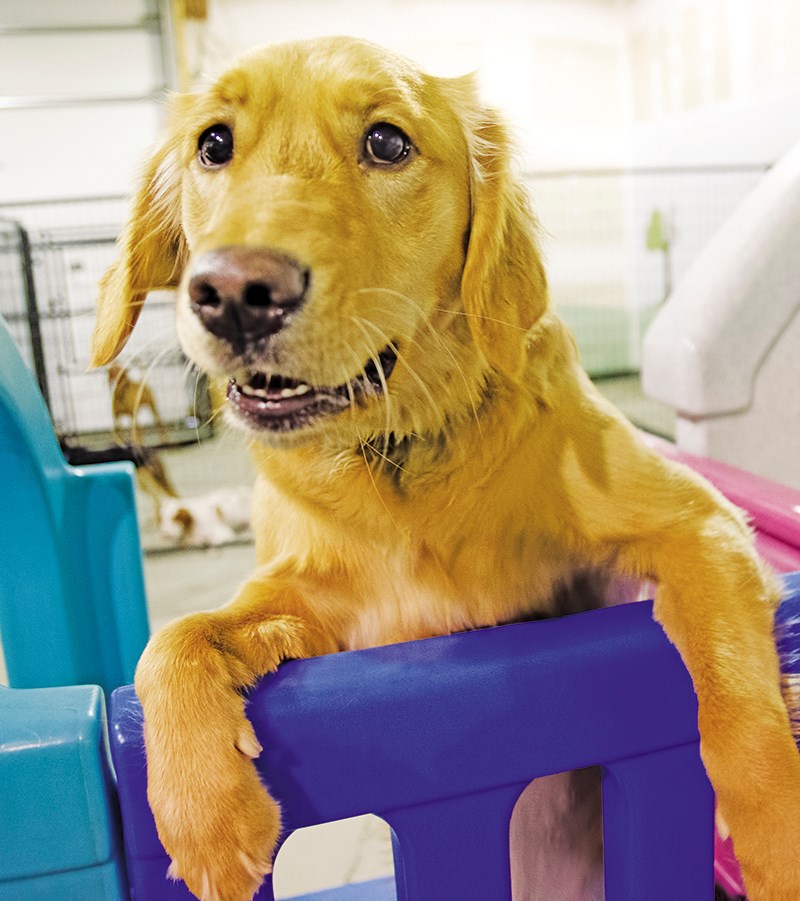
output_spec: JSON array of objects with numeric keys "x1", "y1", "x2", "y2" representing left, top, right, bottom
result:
[{"x1": 110, "y1": 598, "x2": 715, "y2": 900}]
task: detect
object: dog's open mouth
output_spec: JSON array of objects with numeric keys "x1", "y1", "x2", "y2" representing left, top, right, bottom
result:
[{"x1": 226, "y1": 345, "x2": 398, "y2": 432}]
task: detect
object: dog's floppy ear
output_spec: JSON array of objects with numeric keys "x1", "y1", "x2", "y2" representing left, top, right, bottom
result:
[
  {"x1": 90, "y1": 131, "x2": 188, "y2": 367},
  {"x1": 457, "y1": 92, "x2": 549, "y2": 381}
]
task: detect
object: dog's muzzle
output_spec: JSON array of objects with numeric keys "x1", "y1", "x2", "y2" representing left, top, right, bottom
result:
[{"x1": 188, "y1": 245, "x2": 399, "y2": 436}]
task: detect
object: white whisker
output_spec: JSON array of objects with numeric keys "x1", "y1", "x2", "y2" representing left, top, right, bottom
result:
[
  {"x1": 353, "y1": 316, "x2": 442, "y2": 434},
  {"x1": 356, "y1": 427, "x2": 401, "y2": 533},
  {"x1": 353, "y1": 287, "x2": 485, "y2": 437},
  {"x1": 340, "y1": 336, "x2": 391, "y2": 477},
  {"x1": 338, "y1": 357, "x2": 360, "y2": 427},
  {"x1": 131, "y1": 343, "x2": 174, "y2": 446},
  {"x1": 353, "y1": 286, "x2": 527, "y2": 333},
  {"x1": 348, "y1": 318, "x2": 396, "y2": 460}
]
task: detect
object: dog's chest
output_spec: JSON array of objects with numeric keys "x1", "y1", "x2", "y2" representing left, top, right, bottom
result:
[
  {"x1": 338, "y1": 538, "x2": 634, "y2": 651},
  {"x1": 339, "y1": 541, "x2": 564, "y2": 651},
  {"x1": 341, "y1": 554, "x2": 483, "y2": 650}
]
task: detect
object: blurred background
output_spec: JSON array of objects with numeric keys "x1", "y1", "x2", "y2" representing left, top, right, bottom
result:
[{"x1": 1, "y1": 0, "x2": 799, "y2": 895}]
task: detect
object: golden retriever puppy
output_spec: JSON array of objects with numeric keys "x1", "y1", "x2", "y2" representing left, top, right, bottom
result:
[{"x1": 91, "y1": 36, "x2": 800, "y2": 901}]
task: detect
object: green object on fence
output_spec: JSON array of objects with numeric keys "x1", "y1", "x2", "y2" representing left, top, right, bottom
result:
[{"x1": 646, "y1": 210, "x2": 670, "y2": 252}]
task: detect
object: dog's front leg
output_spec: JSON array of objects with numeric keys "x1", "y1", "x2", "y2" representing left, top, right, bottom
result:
[
  {"x1": 565, "y1": 418, "x2": 800, "y2": 899},
  {"x1": 639, "y1": 528, "x2": 800, "y2": 901},
  {"x1": 135, "y1": 569, "x2": 342, "y2": 901}
]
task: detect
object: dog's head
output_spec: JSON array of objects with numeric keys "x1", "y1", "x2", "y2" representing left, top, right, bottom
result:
[{"x1": 92, "y1": 37, "x2": 549, "y2": 448}]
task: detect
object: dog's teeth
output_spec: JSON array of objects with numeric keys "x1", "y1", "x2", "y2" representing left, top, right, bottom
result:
[
  {"x1": 242, "y1": 385, "x2": 268, "y2": 399},
  {"x1": 280, "y1": 383, "x2": 312, "y2": 398},
  {"x1": 239, "y1": 377, "x2": 312, "y2": 400}
]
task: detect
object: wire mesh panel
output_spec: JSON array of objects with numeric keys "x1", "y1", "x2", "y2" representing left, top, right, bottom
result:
[
  {"x1": 528, "y1": 165, "x2": 768, "y2": 437},
  {"x1": 0, "y1": 219, "x2": 46, "y2": 398},
  {"x1": 0, "y1": 198, "x2": 213, "y2": 450}
]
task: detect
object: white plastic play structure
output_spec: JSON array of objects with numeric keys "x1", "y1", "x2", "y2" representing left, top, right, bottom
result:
[{"x1": 643, "y1": 141, "x2": 800, "y2": 490}]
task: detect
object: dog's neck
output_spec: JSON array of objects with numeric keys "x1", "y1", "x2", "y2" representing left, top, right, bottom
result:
[{"x1": 248, "y1": 370, "x2": 538, "y2": 519}]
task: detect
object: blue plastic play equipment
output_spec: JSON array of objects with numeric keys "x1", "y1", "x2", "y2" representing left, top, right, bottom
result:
[
  {"x1": 0, "y1": 684, "x2": 129, "y2": 900},
  {"x1": 0, "y1": 316, "x2": 149, "y2": 694},
  {"x1": 1, "y1": 310, "x2": 798, "y2": 900},
  {"x1": 0, "y1": 313, "x2": 148, "y2": 899}
]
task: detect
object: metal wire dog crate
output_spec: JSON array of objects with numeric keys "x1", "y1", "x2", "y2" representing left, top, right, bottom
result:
[{"x1": 0, "y1": 197, "x2": 213, "y2": 453}]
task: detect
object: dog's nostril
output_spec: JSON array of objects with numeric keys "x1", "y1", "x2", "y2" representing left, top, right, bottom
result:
[
  {"x1": 191, "y1": 280, "x2": 221, "y2": 308},
  {"x1": 243, "y1": 282, "x2": 272, "y2": 308}
]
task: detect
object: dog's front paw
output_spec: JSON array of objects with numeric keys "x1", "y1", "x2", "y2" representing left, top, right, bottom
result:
[
  {"x1": 136, "y1": 618, "x2": 282, "y2": 901},
  {"x1": 133, "y1": 604, "x2": 323, "y2": 901},
  {"x1": 148, "y1": 718, "x2": 280, "y2": 901}
]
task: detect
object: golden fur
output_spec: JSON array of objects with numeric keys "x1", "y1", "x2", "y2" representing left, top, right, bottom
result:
[{"x1": 92, "y1": 37, "x2": 800, "y2": 901}]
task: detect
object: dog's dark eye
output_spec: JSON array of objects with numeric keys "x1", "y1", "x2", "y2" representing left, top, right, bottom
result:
[
  {"x1": 364, "y1": 122, "x2": 412, "y2": 166},
  {"x1": 198, "y1": 124, "x2": 234, "y2": 168}
]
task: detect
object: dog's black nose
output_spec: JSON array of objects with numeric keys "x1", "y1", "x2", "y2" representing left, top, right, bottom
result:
[{"x1": 188, "y1": 247, "x2": 309, "y2": 348}]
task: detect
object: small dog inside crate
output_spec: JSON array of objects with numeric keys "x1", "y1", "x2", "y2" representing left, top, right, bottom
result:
[{"x1": 107, "y1": 362, "x2": 167, "y2": 444}]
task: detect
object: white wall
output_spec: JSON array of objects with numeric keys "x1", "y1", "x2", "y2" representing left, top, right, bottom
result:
[
  {"x1": 626, "y1": 0, "x2": 800, "y2": 167},
  {"x1": 616, "y1": 0, "x2": 800, "y2": 376},
  {"x1": 0, "y1": 0, "x2": 167, "y2": 205},
  {"x1": 4, "y1": 0, "x2": 800, "y2": 200}
]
